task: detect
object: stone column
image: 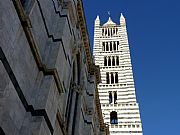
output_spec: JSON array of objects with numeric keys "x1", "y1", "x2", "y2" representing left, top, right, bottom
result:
[{"x1": 109, "y1": 72, "x2": 111, "y2": 84}]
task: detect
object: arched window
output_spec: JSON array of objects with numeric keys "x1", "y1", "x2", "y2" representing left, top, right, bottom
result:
[
  {"x1": 115, "y1": 72, "x2": 118, "y2": 83},
  {"x1": 106, "y1": 73, "x2": 109, "y2": 84},
  {"x1": 110, "y1": 111, "x2": 118, "y2": 124},
  {"x1": 109, "y1": 92, "x2": 112, "y2": 104},
  {"x1": 104, "y1": 57, "x2": 107, "y2": 66},
  {"x1": 111, "y1": 73, "x2": 114, "y2": 84}
]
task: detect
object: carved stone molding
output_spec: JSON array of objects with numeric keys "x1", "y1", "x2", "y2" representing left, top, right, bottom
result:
[{"x1": 71, "y1": 83, "x2": 83, "y2": 94}]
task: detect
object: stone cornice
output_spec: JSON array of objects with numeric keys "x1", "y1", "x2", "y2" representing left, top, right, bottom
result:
[
  {"x1": 77, "y1": 0, "x2": 92, "y2": 70},
  {"x1": 77, "y1": 0, "x2": 102, "y2": 86}
]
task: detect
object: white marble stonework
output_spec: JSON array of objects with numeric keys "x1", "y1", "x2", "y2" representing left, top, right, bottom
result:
[{"x1": 93, "y1": 14, "x2": 143, "y2": 135}]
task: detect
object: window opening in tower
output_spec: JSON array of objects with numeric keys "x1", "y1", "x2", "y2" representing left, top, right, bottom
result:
[
  {"x1": 110, "y1": 42, "x2": 112, "y2": 51},
  {"x1": 106, "y1": 42, "x2": 109, "y2": 51},
  {"x1": 104, "y1": 57, "x2": 107, "y2": 66},
  {"x1": 111, "y1": 73, "x2": 114, "y2": 84},
  {"x1": 114, "y1": 91, "x2": 117, "y2": 104},
  {"x1": 115, "y1": 72, "x2": 118, "y2": 83},
  {"x1": 108, "y1": 57, "x2": 111, "y2": 66},
  {"x1": 113, "y1": 41, "x2": 116, "y2": 51},
  {"x1": 106, "y1": 73, "x2": 109, "y2": 84},
  {"x1": 109, "y1": 92, "x2": 112, "y2": 104},
  {"x1": 116, "y1": 56, "x2": 119, "y2": 65},
  {"x1": 110, "y1": 111, "x2": 118, "y2": 124},
  {"x1": 112, "y1": 56, "x2": 115, "y2": 66}
]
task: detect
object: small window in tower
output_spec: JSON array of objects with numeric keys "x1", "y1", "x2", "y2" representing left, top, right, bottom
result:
[
  {"x1": 102, "y1": 42, "x2": 105, "y2": 51},
  {"x1": 117, "y1": 41, "x2": 119, "y2": 45},
  {"x1": 106, "y1": 42, "x2": 109, "y2": 51},
  {"x1": 105, "y1": 29, "x2": 107, "y2": 36},
  {"x1": 116, "y1": 56, "x2": 119, "y2": 66},
  {"x1": 110, "y1": 42, "x2": 112, "y2": 51},
  {"x1": 110, "y1": 111, "x2": 118, "y2": 124},
  {"x1": 108, "y1": 29, "x2": 110, "y2": 36},
  {"x1": 104, "y1": 57, "x2": 107, "y2": 66},
  {"x1": 117, "y1": 41, "x2": 119, "y2": 50},
  {"x1": 113, "y1": 28, "x2": 115, "y2": 35},
  {"x1": 110, "y1": 28, "x2": 112, "y2": 37},
  {"x1": 108, "y1": 57, "x2": 111, "y2": 66},
  {"x1": 106, "y1": 73, "x2": 109, "y2": 84},
  {"x1": 114, "y1": 91, "x2": 117, "y2": 104},
  {"x1": 112, "y1": 56, "x2": 115, "y2": 66},
  {"x1": 113, "y1": 41, "x2": 116, "y2": 51},
  {"x1": 111, "y1": 73, "x2": 114, "y2": 84},
  {"x1": 102, "y1": 29, "x2": 104, "y2": 36},
  {"x1": 115, "y1": 72, "x2": 118, "y2": 83},
  {"x1": 109, "y1": 92, "x2": 112, "y2": 104}
]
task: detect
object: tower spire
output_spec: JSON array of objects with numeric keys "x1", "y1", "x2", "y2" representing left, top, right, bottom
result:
[
  {"x1": 120, "y1": 13, "x2": 126, "y2": 26},
  {"x1": 95, "y1": 15, "x2": 100, "y2": 26}
]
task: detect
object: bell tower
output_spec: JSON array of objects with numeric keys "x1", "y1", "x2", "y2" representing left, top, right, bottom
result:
[{"x1": 93, "y1": 14, "x2": 143, "y2": 135}]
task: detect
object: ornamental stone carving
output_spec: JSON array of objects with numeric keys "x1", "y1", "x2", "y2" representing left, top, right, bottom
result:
[{"x1": 71, "y1": 83, "x2": 84, "y2": 95}]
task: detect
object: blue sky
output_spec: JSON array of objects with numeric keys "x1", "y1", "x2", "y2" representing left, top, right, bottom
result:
[{"x1": 83, "y1": 0, "x2": 180, "y2": 134}]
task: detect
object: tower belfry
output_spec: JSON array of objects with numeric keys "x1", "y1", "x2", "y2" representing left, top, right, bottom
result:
[{"x1": 93, "y1": 14, "x2": 143, "y2": 135}]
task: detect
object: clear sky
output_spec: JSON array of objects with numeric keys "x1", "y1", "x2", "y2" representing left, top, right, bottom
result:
[{"x1": 83, "y1": 0, "x2": 180, "y2": 134}]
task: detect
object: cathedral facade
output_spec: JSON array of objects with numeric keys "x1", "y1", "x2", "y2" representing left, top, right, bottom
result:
[{"x1": 0, "y1": 0, "x2": 109, "y2": 135}]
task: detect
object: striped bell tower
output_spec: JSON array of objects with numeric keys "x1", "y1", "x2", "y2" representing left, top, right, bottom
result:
[{"x1": 93, "y1": 14, "x2": 143, "y2": 135}]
